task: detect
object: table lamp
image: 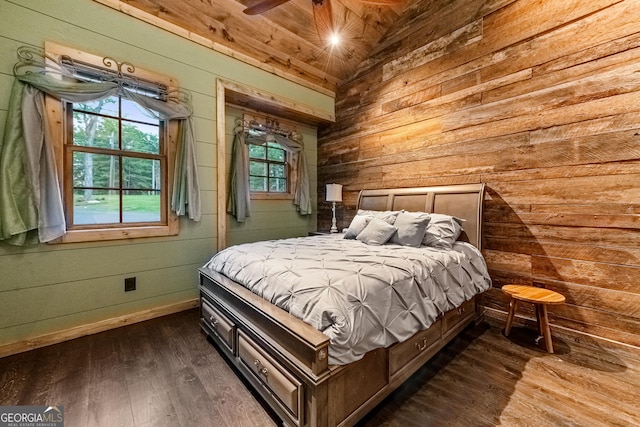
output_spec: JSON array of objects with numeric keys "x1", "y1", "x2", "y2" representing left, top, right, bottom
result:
[{"x1": 326, "y1": 183, "x2": 343, "y2": 233}]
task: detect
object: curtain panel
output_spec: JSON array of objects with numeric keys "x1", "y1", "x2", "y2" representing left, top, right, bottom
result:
[
  {"x1": 0, "y1": 48, "x2": 201, "y2": 246},
  {"x1": 227, "y1": 125, "x2": 312, "y2": 222}
]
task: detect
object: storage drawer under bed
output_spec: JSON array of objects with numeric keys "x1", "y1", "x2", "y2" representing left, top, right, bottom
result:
[
  {"x1": 237, "y1": 330, "x2": 303, "y2": 421},
  {"x1": 389, "y1": 318, "x2": 442, "y2": 375},
  {"x1": 201, "y1": 298, "x2": 235, "y2": 352},
  {"x1": 442, "y1": 298, "x2": 476, "y2": 337}
]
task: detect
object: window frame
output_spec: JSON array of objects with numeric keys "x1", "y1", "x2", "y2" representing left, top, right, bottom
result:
[
  {"x1": 248, "y1": 140, "x2": 292, "y2": 200},
  {"x1": 45, "y1": 42, "x2": 179, "y2": 243}
]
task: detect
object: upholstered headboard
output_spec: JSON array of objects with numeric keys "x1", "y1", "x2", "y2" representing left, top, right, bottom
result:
[{"x1": 356, "y1": 183, "x2": 486, "y2": 250}]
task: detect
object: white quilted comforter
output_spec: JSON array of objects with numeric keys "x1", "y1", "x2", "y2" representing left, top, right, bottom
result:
[{"x1": 202, "y1": 234, "x2": 491, "y2": 365}]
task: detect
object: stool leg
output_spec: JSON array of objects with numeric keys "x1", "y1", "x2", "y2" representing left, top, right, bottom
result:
[
  {"x1": 536, "y1": 303, "x2": 554, "y2": 353},
  {"x1": 535, "y1": 303, "x2": 544, "y2": 336},
  {"x1": 504, "y1": 298, "x2": 518, "y2": 336}
]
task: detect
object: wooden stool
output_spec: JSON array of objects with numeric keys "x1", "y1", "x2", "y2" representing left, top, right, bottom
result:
[{"x1": 502, "y1": 284, "x2": 565, "y2": 353}]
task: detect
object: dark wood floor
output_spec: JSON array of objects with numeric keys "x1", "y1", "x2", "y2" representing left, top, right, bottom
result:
[{"x1": 1, "y1": 309, "x2": 639, "y2": 427}]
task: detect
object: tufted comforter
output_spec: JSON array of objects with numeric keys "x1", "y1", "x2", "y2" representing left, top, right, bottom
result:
[{"x1": 202, "y1": 234, "x2": 491, "y2": 365}]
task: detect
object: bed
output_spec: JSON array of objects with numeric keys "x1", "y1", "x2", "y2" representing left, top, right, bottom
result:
[{"x1": 198, "y1": 183, "x2": 490, "y2": 426}]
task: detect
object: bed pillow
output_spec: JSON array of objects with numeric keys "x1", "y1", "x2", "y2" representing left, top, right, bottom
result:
[
  {"x1": 356, "y1": 218, "x2": 397, "y2": 245},
  {"x1": 343, "y1": 214, "x2": 373, "y2": 239},
  {"x1": 357, "y1": 209, "x2": 401, "y2": 225},
  {"x1": 422, "y1": 213, "x2": 465, "y2": 249},
  {"x1": 389, "y1": 211, "x2": 430, "y2": 247}
]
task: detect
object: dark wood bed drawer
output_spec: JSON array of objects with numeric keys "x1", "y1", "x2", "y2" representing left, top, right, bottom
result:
[
  {"x1": 442, "y1": 298, "x2": 475, "y2": 337},
  {"x1": 201, "y1": 299, "x2": 235, "y2": 351},
  {"x1": 238, "y1": 330, "x2": 303, "y2": 419},
  {"x1": 389, "y1": 319, "x2": 442, "y2": 375}
]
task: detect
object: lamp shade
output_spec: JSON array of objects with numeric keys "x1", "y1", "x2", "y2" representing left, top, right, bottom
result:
[{"x1": 326, "y1": 183, "x2": 343, "y2": 202}]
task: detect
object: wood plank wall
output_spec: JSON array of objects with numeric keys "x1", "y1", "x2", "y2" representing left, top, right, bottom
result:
[{"x1": 317, "y1": 0, "x2": 640, "y2": 347}]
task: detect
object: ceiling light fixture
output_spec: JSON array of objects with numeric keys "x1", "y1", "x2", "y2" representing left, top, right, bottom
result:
[
  {"x1": 330, "y1": 33, "x2": 340, "y2": 46},
  {"x1": 243, "y1": 0, "x2": 402, "y2": 40}
]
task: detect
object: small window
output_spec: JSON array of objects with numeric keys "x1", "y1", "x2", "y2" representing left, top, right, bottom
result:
[
  {"x1": 67, "y1": 96, "x2": 165, "y2": 227},
  {"x1": 249, "y1": 142, "x2": 288, "y2": 193}
]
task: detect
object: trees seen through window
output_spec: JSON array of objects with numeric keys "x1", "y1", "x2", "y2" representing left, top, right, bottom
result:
[
  {"x1": 248, "y1": 142, "x2": 287, "y2": 193},
  {"x1": 69, "y1": 96, "x2": 165, "y2": 226}
]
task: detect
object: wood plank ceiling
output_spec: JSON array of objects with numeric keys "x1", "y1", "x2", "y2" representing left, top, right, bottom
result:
[{"x1": 107, "y1": 0, "x2": 410, "y2": 95}]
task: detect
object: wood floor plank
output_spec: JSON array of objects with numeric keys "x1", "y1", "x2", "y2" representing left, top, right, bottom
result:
[
  {"x1": 46, "y1": 337, "x2": 92, "y2": 426},
  {"x1": 0, "y1": 349, "x2": 37, "y2": 404},
  {"x1": 86, "y1": 329, "x2": 136, "y2": 427},
  {"x1": 358, "y1": 320, "x2": 640, "y2": 427},
  {"x1": 119, "y1": 322, "x2": 180, "y2": 427},
  {"x1": 1, "y1": 310, "x2": 639, "y2": 427}
]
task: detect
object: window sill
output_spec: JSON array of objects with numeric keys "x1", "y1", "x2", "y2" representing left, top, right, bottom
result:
[
  {"x1": 251, "y1": 192, "x2": 293, "y2": 200},
  {"x1": 50, "y1": 222, "x2": 179, "y2": 244}
]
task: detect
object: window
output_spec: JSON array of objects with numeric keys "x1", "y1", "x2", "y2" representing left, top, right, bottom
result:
[
  {"x1": 249, "y1": 141, "x2": 288, "y2": 193},
  {"x1": 46, "y1": 42, "x2": 179, "y2": 243},
  {"x1": 67, "y1": 96, "x2": 165, "y2": 227}
]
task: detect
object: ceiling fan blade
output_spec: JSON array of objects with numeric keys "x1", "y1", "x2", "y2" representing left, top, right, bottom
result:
[
  {"x1": 243, "y1": 0, "x2": 292, "y2": 15},
  {"x1": 312, "y1": 0, "x2": 334, "y2": 38}
]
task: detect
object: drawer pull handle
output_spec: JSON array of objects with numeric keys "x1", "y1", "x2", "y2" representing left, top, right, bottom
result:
[
  {"x1": 209, "y1": 316, "x2": 219, "y2": 328},
  {"x1": 415, "y1": 338, "x2": 429, "y2": 352},
  {"x1": 254, "y1": 359, "x2": 269, "y2": 378}
]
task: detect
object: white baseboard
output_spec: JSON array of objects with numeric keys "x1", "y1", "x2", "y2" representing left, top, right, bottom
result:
[{"x1": 0, "y1": 298, "x2": 199, "y2": 358}]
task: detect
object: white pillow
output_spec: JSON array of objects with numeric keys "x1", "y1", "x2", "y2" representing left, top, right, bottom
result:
[
  {"x1": 390, "y1": 211, "x2": 430, "y2": 247},
  {"x1": 357, "y1": 209, "x2": 401, "y2": 225},
  {"x1": 356, "y1": 218, "x2": 397, "y2": 245},
  {"x1": 345, "y1": 209, "x2": 401, "y2": 240},
  {"x1": 422, "y1": 213, "x2": 464, "y2": 249},
  {"x1": 344, "y1": 214, "x2": 372, "y2": 239}
]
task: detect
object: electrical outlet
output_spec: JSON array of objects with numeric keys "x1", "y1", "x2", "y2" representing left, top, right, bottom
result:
[{"x1": 124, "y1": 277, "x2": 136, "y2": 292}]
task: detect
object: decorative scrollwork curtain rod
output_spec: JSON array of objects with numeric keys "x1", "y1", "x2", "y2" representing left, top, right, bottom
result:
[
  {"x1": 13, "y1": 45, "x2": 170, "y2": 100},
  {"x1": 59, "y1": 55, "x2": 168, "y2": 99},
  {"x1": 236, "y1": 117, "x2": 299, "y2": 140}
]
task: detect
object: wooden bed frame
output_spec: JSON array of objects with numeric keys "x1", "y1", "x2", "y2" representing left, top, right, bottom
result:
[{"x1": 199, "y1": 183, "x2": 486, "y2": 427}]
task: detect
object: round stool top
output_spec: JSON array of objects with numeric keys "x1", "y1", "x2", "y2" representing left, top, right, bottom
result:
[{"x1": 502, "y1": 284, "x2": 565, "y2": 304}]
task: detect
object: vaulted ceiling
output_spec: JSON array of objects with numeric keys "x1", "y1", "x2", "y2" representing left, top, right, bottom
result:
[{"x1": 101, "y1": 0, "x2": 410, "y2": 95}]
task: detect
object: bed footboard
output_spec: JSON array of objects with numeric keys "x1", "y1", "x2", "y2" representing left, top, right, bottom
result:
[{"x1": 199, "y1": 268, "x2": 483, "y2": 427}]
